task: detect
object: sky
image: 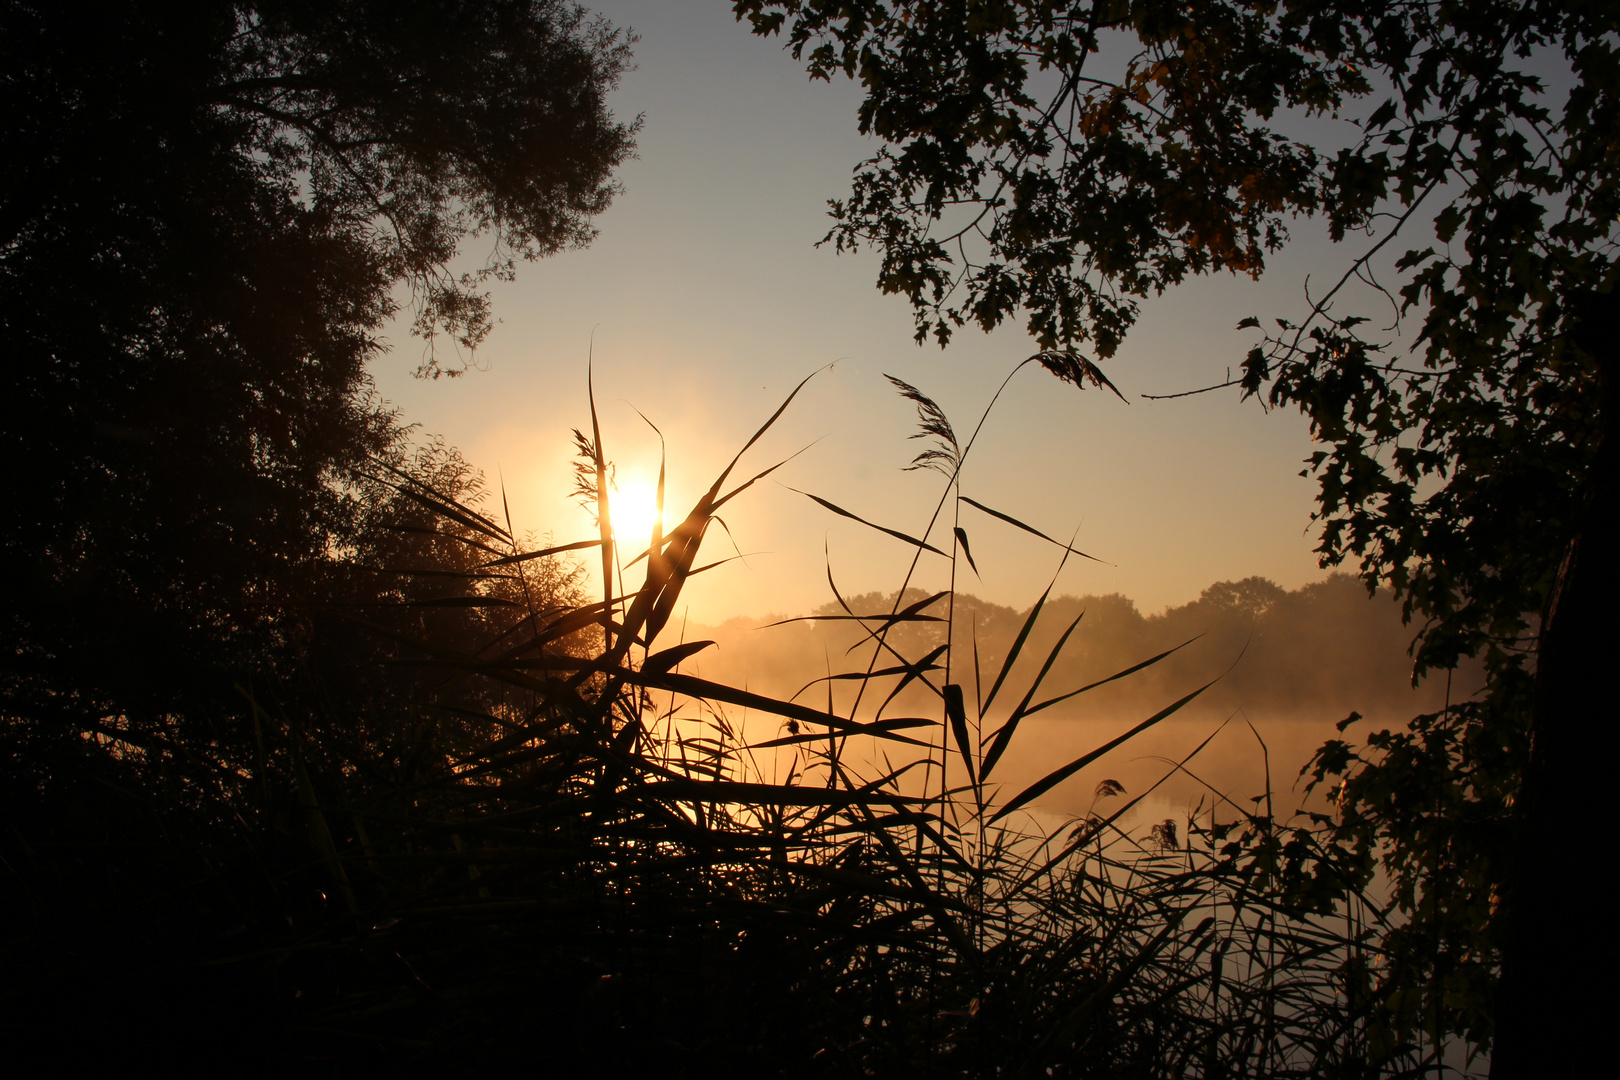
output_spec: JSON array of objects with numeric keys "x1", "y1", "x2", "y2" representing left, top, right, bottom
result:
[{"x1": 369, "y1": 0, "x2": 1375, "y2": 625}]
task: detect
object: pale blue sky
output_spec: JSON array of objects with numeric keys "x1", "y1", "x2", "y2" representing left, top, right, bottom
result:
[{"x1": 370, "y1": 0, "x2": 1376, "y2": 623}]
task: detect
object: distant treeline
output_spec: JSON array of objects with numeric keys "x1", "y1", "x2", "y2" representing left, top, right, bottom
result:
[{"x1": 686, "y1": 574, "x2": 1469, "y2": 729}]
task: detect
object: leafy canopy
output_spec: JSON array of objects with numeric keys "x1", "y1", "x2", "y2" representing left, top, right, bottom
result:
[
  {"x1": 733, "y1": 0, "x2": 1614, "y2": 664},
  {"x1": 0, "y1": 0, "x2": 635, "y2": 731}
]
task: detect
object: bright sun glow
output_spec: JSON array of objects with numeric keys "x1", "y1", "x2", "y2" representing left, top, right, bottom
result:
[{"x1": 609, "y1": 474, "x2": 663, "y2": 551}]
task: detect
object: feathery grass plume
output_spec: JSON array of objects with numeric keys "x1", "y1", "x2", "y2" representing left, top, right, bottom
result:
[
  {"x1": 887, "y1": 373, "x2": 960, "y2": 476},
  {"x1": 568, "y1": 426, "x2": 615, "y2": 524},
  {"x1": 1031, "y1": 349, "x2": 1130, "y2": 402}
]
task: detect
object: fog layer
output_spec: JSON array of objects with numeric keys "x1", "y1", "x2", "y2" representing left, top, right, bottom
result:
[{"x1": 672, "y1": 574, "x2": 1475, "y2": 821}]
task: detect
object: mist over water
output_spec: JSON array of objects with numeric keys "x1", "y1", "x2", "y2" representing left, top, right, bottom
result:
[{"x1": 675, "y1": 573, "x2": 1471, "y2": 826}]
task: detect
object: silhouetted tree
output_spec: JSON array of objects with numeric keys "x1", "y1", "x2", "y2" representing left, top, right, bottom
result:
[
  {"x1": 0, "y1": 3, "x2": 631, "y2": 1062},
  {"x1": 1, "y1": 0, "x2": 634, "y2": 737}
]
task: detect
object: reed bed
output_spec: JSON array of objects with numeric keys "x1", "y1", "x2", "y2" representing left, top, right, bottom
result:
[{"x1": 5, "y1": 357, "x2": 1464, "y2": 1076}]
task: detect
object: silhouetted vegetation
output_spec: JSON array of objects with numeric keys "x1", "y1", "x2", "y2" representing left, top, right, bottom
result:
[
  {"x1": 2, "y1": 0, "x2": 632, "y2": 1068},
  {"x1": 6, "y1": 362, "x2": 1463, "y2": 1075},
  {"x1": 737, "y1": 3, "x2": 1618, "y2": 1070},
  {"x1": 1, "y1": 0, "x2": 635, "y2": 749},
  {"x1": 7, "y1": 2, "x2": 1582, "y2": 1074}
]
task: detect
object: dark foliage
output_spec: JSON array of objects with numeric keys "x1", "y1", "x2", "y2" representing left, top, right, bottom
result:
[
  {"x1": 1, "y1": 1, "x2": 633, "y2": 1065},
  {"x1": 0, "y1": 0, "x2": 633, "y2": 760}
]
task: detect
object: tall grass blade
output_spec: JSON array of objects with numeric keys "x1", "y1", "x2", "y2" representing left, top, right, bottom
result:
[
  {"x1": 387, "y1": 482, "x2": 514, "y2": 544},
  {"x1": 982, "y1": 583, "x2": 1052, "y2": 715},
  {"x1": 761, "y1": 611, "x2": 944, "y2": 628},
  {"x1": 616, "y1": 376, "x2": 815, "y2": 654},
  {"x1": 476, "y1": 538, "x2": 603, "y2": 568},
  {"x1": 787, "y1": 487, "x2": 947, "y2": 556},
  {"x1": 872, "y1": 643, "x2": 949, "y2": 717},
  {"x1": 624, "y1": 669, "x2": 934, "y2": 745},
  {"x1": 749, "y1": 716, "x2": 934, "y2": 750},
  {"x1": 943, "y1": 683, "x2": 976, "y2": 786},
  {"x1": 627, "y1": 402, "x2": 668, "y2": 558},
  {"x1": 990, "y1": 677, "x2": 1220, "y2": 823},
  {"x1": 792, "y1": 655, "x2": 945, "y2": 700},
  {"x1": 960, "y1": 495, "x2": 1104, "y2": 563},
  {"x1": 972, "y1": 618, "x2": 985, "y2": 715},
  {"x1": 980, "y1": 607, "x2": 1086, "y2": 780},
  {"x1": 1021, "y1": 634, "x2": 1203, "y2": 718},
  {"x1": 712, "y1": 447, "x2": 817, "y2": 512},
  {"x1": 586, "y1": 361, "x2": 616, "y2": 650},
  {"x1": 364, "y1": 458, "x2": 514, "y2": 542},
  {"x1": 1007, "y1": 715, "x2": 1237, "y2": 902},
  {"x1": 641, "y1": 639, "x2": 716, "y2": 675},
  {"x1": 708, "y1": 367, "x2": 825, "y2": 496},
  {"x1": 953, "y1": 526, "x2": 980, "y2": 577},
  {"x1": 762, "y1": 590, "x2": 948, "y2": 634}
]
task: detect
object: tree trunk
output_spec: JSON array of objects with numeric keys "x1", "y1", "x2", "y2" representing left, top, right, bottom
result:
[{"x1": 1490, "y1": 292, "x2": 1620, "y2": 1077}]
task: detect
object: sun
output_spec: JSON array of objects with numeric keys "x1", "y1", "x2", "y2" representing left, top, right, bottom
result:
[{"x1": 609, "y1": 473, "x2": 663, "y2": 552}]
